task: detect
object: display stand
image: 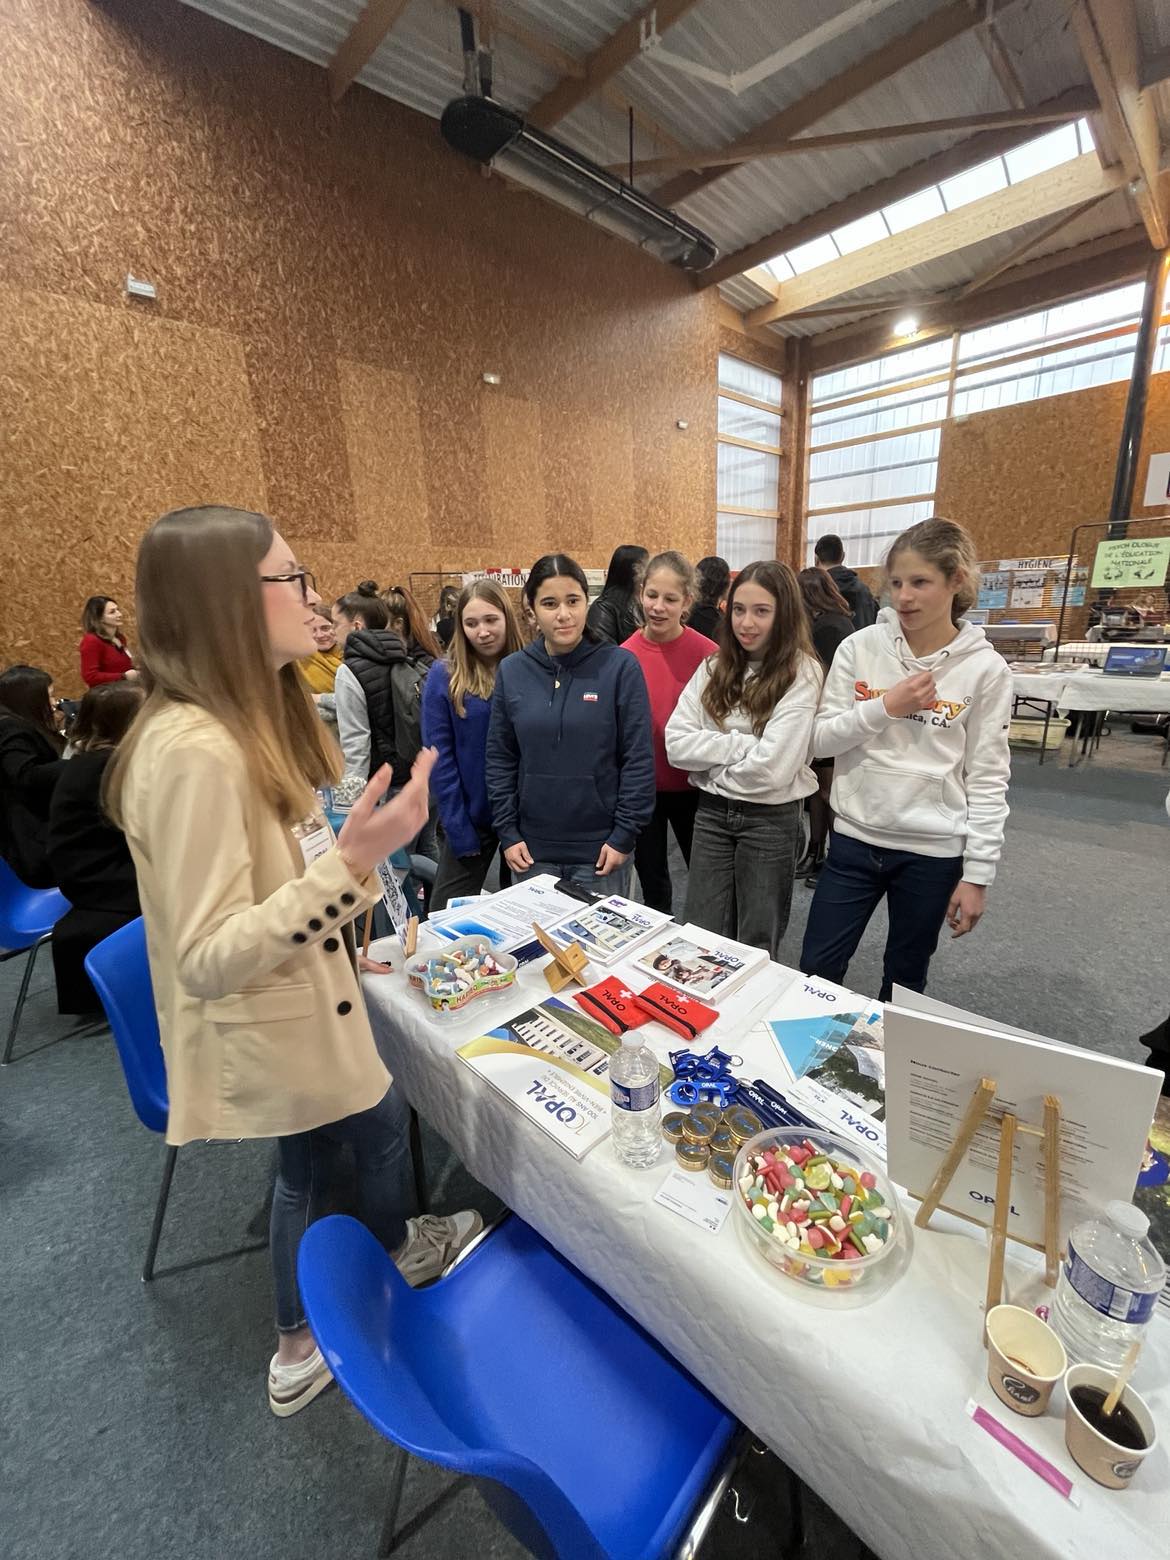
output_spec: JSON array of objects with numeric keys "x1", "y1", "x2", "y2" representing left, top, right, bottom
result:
[
  {"x1": 913, "y1": 1077, "x2": 1063, "y2": 1324},
  {"x1": 532, "y1": 922, "x2": 589, "y2": 993},
  {"x1": 362, "y1": 912, "x2": 418, "y2": 962}
]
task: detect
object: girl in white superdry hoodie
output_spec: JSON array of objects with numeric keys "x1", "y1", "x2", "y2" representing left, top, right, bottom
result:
[{"x1": 800, "y1": 518, "x2": 1012, "y2": 1001}]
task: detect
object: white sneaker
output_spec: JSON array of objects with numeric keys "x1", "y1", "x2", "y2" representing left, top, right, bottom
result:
[
  {"x1": 393, "y1": 1211, "x2": 484, "y2": 1287},
  {"x1": 267, "y1": 1345, "x2": 333, "y2": 1418}
]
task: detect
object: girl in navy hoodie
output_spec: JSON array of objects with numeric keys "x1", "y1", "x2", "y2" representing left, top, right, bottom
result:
[
  {"x1": 422, "y1": 581, "x2": 526, "y2": 911},
  {"x1": 487, "y1": 555, "x2": 655, "y2": 895}
]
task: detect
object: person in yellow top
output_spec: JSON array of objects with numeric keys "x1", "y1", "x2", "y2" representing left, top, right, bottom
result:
[
  {"x1": 106, "y1": 505, "x2": 482, "y2": 1417},
  {"x1": 299, "y1": 602, "x2": 343, "y2": 726}
]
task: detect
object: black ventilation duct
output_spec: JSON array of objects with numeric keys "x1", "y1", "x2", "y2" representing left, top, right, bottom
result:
[{"x1": 440, "y1": 95, "x2": 718, "y2": 273}]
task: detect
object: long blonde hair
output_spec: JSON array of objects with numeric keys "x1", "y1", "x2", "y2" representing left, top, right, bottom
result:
[
  {"x1": 447, "y1": 581, "x2": 525, "y2": 717},
  {"x1": 106, "y1": 506, "x2": 340, "y2": 826}
]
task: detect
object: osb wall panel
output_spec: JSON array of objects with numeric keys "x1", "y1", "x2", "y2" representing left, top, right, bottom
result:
[
  {"x1": 0, "y1": 0, "x2": 719, "y2": 688},
  {"x1": 934, "y1": 374, "x2": 1170, "y2": 560},
  {"x1": 0, "y1": 284, "x2": 268, "y2": 667}
]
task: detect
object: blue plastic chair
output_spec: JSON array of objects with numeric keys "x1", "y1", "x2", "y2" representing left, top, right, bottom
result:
[
  {"x1": 0, "y1": 856, "x2": 70, "y2": 1065},
  {"x1": 84, "y1": 917, "x2": 265, "y2": 1282},
  {"x1": 298, "y1": 1213, "x2": 744, "y2": 1559}
]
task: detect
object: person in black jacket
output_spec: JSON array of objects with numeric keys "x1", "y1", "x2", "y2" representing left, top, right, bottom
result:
[
  {"x1": 585, "y1": 544, "x2": 648, "y2": 645},
  {"x1": 814, "y1": 533, "x2": 878, "y2": 631},
  {"x1": 47, "y1": 682, "x2": 144, "y2": 1013},
  {"x1": 795, "y1": 569, "x2": 855, "y2": 884},
  {"x1": 0, "y1": 664, "x2": 67, "y2": 888},
  {"x1": 688, "y1": 555, "x2": 729, "y2": 643}
]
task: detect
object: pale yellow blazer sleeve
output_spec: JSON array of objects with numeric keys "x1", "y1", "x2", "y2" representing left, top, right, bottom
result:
[{"x1": 142, "y1": 738, "x2": 379, "y2": 1002}]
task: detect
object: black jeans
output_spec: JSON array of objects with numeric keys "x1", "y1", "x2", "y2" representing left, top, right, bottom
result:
[
  {"x1": 684, "y1": 794, "x2": 802, "y2": 959},
  {"x1": 634, "y1": 789, "x2": 699, "y2": 914},
  {"x1": 430, "y1": 830, "x2": 510, "y2": 912},
  {"x1": 800, "y1": 829, "x2": 963, "y2": 1002}
]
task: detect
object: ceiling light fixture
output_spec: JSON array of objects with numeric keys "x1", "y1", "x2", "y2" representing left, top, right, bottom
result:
[{"x1": 893, "y1": 314, "x2": 920, "y2": 337}]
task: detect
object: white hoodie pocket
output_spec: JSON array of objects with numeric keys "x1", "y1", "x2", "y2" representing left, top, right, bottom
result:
[{"x1": 836, "y1": 764, "x2": 963, "y2": 839}]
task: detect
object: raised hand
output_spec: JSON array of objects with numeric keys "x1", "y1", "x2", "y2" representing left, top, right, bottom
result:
[
  {"x1": 337, "y1": 749, "x2": 437, "y2": 875},
  {"x1": 883, "y1": 671, "x2": 937, "y2": 719}
]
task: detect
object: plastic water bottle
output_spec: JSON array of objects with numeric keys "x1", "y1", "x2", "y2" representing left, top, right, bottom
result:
[
  {"x1": 609, "y1": 1033, "x2": 662, "y2": 1168},
  {"x1": 1051, "y1": 1201, "x2": 1165, "y2": 1369}
]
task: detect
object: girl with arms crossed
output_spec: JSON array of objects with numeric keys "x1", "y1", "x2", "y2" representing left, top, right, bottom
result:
[
  {"x1": 422, "y1": 580, "x2": 525, "y2": 910},
  {"x1": 107, "y1": 507, "x2": 481, "y2": 1418},
  {"x1": 487, "y1": 554, "x2": 654, "y2": 894},
  {"x1": 621, "y1": 551, "x2": 716, "y2": 914},
  {"x1": 666, "y1": 561, "x2": 821, "y2": 958},
  {"x1": 800, "y1": 517, "x2": 1012, "y2": 1000}
]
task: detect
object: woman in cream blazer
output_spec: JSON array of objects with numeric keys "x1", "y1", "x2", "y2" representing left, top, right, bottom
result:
[{"x1": 108, "y1": 506, "x2": 482, "y2": 1418}]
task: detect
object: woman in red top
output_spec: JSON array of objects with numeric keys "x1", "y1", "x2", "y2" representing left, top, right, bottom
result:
[
  {"x1": 79, "y1": 596, "x2": 138, "y2": 687},
  {"x1": 622, "y1": 551, "x2": 716, "y2": 914}
]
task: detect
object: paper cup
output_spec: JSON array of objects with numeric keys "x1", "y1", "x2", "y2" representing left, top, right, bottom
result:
[
  {"x1": 1064, "y1": 1364, "x2": 1157, "y2": 1490},
  {"x1": 985, "y1": 1305, "x2": 1067, "y2": 1417}
]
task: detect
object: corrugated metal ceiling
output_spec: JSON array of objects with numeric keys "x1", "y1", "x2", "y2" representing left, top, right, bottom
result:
[{"x1": 180, "y1": 0, "x2": 1165, "y2": 339}]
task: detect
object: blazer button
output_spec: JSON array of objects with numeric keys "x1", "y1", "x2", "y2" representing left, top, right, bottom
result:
[
  {"x1": 308, "y1": 918, "x2": 323, "y2": 932},
  {"x1": 325, "y1": 904, "x2": 339, "y2": 919},
  {"x1": 336, "y1": 1000, "x2": 352, "y2": 1016},
  {"x1": 340, "y1": 892, "x2": 356, "y2": 906},
  {"x1": 323, "y1": 937, "x2": 340, "y2": 952},
  {"x1": 291, "y1": 932, "x2": 307, "y2": 944}
]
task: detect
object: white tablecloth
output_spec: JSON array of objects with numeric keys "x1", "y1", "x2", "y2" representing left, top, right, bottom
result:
[
  {"x1": 1012, "y1": 669, "x2": 1170, "y2": 715},
  {"x1": 363, "y1": 939, "x2": 1169, "y2": 1560}
]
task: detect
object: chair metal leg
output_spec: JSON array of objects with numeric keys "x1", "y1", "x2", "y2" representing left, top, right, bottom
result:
[
  {"x1": 409, "y1": 1106, "x2": 428, "y2": 1214},
  {"x1": 143, "y1": 1145, "x2": 179, "y2": 1282},
  {"x1": 377, "y1": 1446, "x2": 409, "y2": 1557},
  {"x1": 2, "y1": 934, "x2": 48, "y2": 1066}
]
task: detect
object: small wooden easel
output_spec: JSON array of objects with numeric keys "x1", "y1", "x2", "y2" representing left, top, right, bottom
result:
[
  {"x1": 362, "y1": 913, "x2": 418, "y2": 962},
  {"x1": 914, "y1": 1076, "x2": 1063, "y2": 1324},
  {"x1": 532, "y1": 921, "x2": 589, "y2": 993}
]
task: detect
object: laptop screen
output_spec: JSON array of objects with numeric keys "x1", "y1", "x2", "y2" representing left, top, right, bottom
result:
[{"x1": 1102, "y1": 645, "x2": 1167, "y2": 677}]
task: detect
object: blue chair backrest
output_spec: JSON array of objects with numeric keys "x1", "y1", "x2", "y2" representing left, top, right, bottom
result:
[
  {"x1": 298, "y1": 1215, "x2": 604, "y2": 1560},
  {"x1": 0, "y1": 855, "x2": 69, "y2": 949},
  {"x1": 84, "y1": 917, "x2": 168, "y2": 1135}
]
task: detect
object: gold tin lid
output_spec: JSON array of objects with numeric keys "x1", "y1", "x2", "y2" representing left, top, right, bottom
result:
[
  {"x1": 708, "y1": 1151, "x2": 735, "y2": 1189},
  {"x1": 681, "y1": 1104, "x2": 722, "y2": 1143},
  {"x1": 723, "y1": 1105, "x2": 763, "y2": 1146},
  {"x1": 710, "y1": 1124, "x2": 734, "y2": 1154},
  {"x1": 676, "y1": 1139, "x2": 710, "y2": 1171},
  {"x1": 661, "y1": 1111, "x2": 686, "y2": 1145}
]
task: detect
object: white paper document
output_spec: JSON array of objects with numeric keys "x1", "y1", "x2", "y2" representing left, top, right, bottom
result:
[
  {"x1": 884, "y1": 1005, "x2": 1162, "y2": 1248},
  {"x1": 654, "y1": 1165, "x2": 734, "y2": 1235}
]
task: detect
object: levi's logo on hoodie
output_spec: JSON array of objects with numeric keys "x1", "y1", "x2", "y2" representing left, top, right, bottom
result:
[
  {"x1": 582, "y1": 691, "x2": 599, "y2": 703},
  {"x1": 854, "y1": 680, "x2": 971, "y2": 726}
]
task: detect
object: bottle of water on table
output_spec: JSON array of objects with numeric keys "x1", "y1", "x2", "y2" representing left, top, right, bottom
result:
[
  {"x1": 609, "y1": 1033, "x2": 661, "y2": 1169},
  {"x1": 1051, "y1": 1200, "x2": 1165, "y2": 1369}
]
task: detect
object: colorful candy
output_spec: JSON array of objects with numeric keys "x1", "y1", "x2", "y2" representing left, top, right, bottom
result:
[
  {"x1": 736, "y1": 1137, "x2": 897, "y2": 1288},
  {"x1": 408, "y1": 940, "x2": 515, "y2": 1012}
]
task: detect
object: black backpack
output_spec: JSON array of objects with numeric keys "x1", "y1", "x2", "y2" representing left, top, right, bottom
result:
[{"x1": 388, "y1": 655, "x2": 429, "y2": 773}]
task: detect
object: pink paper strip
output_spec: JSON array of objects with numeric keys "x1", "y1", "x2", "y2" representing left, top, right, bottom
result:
[{"x1": 966, "y1": 1400, "x2": 1079, "y2": 1506}]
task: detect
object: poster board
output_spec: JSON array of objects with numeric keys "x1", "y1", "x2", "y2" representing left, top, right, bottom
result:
[{"x1": 884, "y1": 1005, "x2": 1161, "y2": 1250}]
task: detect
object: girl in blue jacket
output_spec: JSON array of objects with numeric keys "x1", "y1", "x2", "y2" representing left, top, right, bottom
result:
[
  {"x1": 487, "y1": 555, "x2": 655, "y2": 895},
  {"x1": 421, "y1": 580, "x2": 526, "y2": 911}
]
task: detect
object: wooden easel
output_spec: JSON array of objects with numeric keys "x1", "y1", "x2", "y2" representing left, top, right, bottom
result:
[
  {"x1": 532, "y1": 921, "x2": 589, "y2": 993},
  {"x1": 362, "y1": 913, "x2": 418, "y2": 962},
  {"x1": 914, "y1": 1076, "x2": 1064, "y2": 1324}
]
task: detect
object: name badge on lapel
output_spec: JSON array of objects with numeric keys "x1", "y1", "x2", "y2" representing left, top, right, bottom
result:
[{"x1": 292, "y1": 818, "x2": 332, "y2": 868}]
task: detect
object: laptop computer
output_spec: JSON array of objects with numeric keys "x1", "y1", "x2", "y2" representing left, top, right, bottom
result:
[{"x1": 1102, "y1": 644, "x2": 1167, "y2": 677}]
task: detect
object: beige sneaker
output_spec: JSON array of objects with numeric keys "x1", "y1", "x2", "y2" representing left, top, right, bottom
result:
[
  {"x1": 393, "y1": 1211, "x2": 484, "y2": 1287},
  {"x1": 268, "y1": 1345, "x2": 333, "y2": 1418}
]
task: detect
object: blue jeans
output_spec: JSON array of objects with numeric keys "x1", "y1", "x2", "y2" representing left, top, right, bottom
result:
[
  {"x1": 518, "y1": 858, "x2": 632, "y2": 898},
  {"x1": 800, "y1": 829, "x2": 963, "y2": 1003},
  {"x1": 271, "y1": 1084, "x2": 415, "y2": 1332}
]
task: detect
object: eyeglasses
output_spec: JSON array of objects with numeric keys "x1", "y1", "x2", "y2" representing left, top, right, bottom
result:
[{"x1": 260, "y1": 568, "x2": 317, "y2": 602}]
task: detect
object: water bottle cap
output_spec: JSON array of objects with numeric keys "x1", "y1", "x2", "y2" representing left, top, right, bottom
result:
[
  {"x1": 1105, "y1": 1200, "x2": 1149, "y2": 1240},
  {"x1": 620, "y1": 1031, "x2": 642, "y2": 1046}
]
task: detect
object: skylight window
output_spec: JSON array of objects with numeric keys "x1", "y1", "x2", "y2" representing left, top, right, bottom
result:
[
  {"x1": 832, "y1": 210, "x2": 890, "y2": 254},
  {"x1": 786, "y1": 233, "x2": 841, "y2": 273},
  {"x1": 1003, "y1": 122, "x2": 1080, "y2": 183},
  {"x1": 883, "y1": 186, "x2": 946, "y2": 234},
  {"x1": 762, "y1": 253, "x2": 795, "y2": 282},
  {"x1": 940, "y1": 156, "x2": 1008, "y2": 211}
]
